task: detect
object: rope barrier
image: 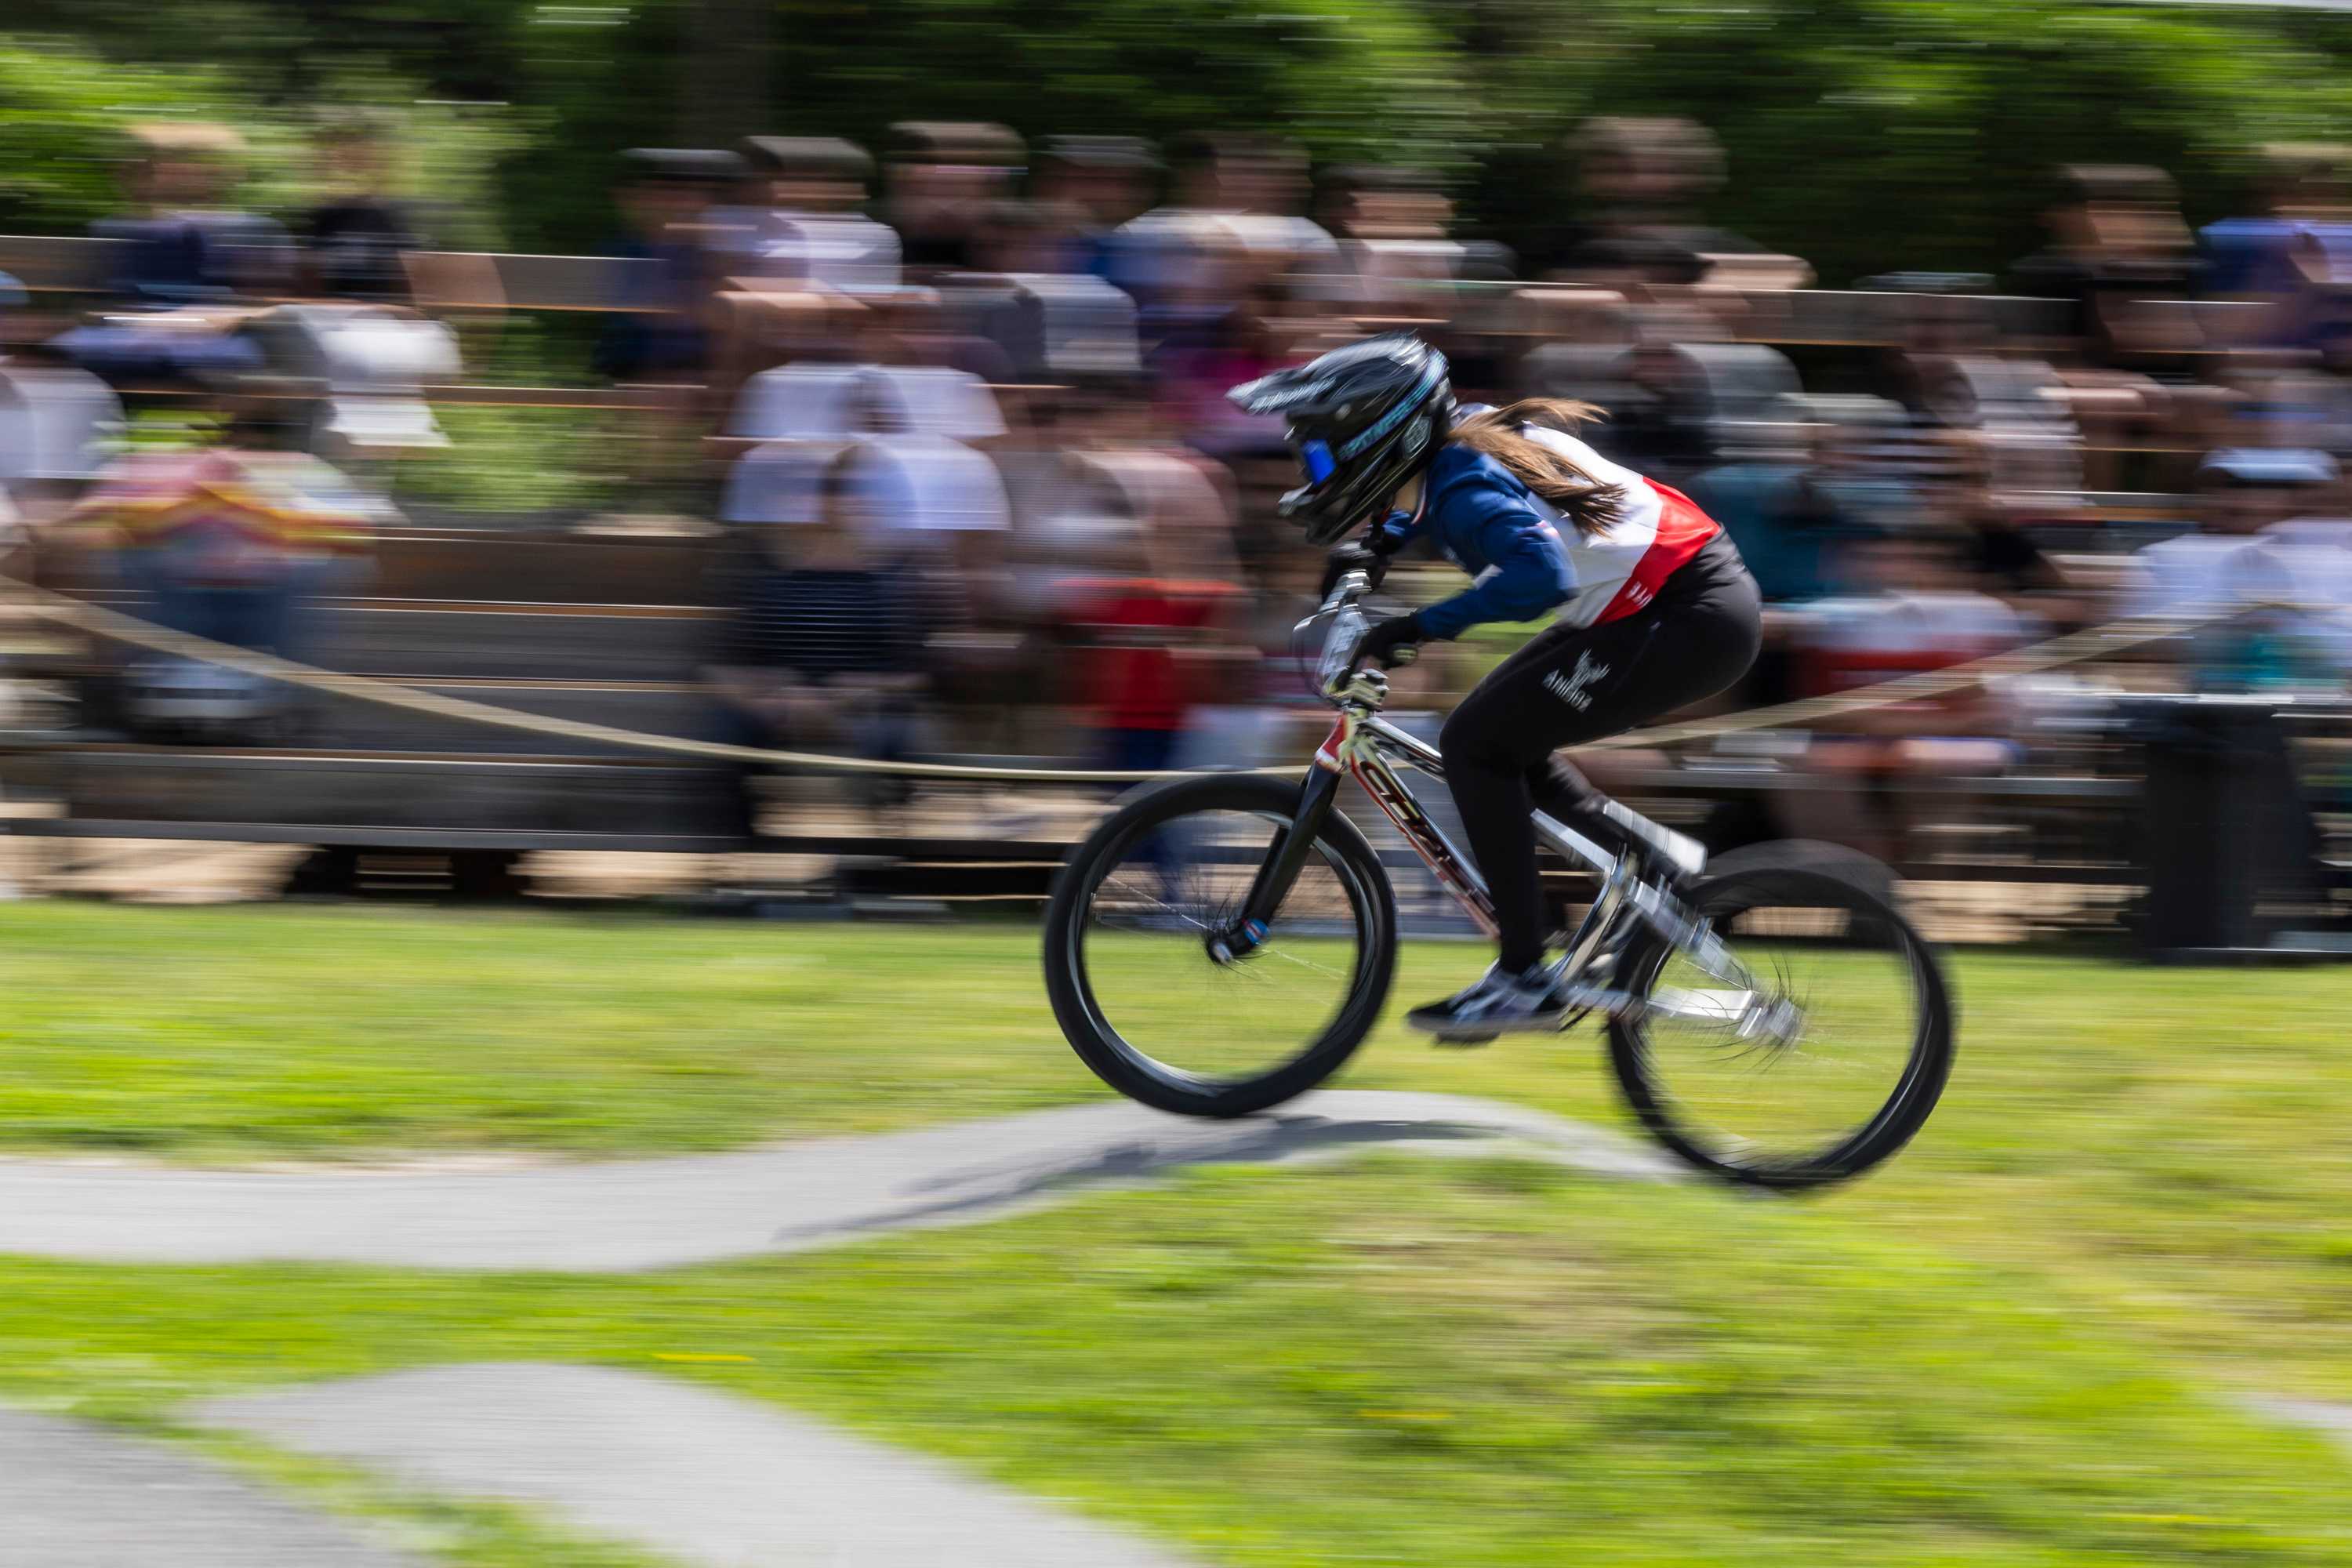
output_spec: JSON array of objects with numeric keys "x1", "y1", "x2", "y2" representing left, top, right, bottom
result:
[
  {"x1": 1584, "y1": 606, "x2": 2211, "y2": 750},
  {"x1": 0, "y1": 575, "x2": 2266, "y2": 782}
]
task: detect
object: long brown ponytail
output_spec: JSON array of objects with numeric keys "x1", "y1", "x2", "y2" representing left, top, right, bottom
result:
[{"x1": 1447, "y1": 397, "x2": 1628, "y2": 536}]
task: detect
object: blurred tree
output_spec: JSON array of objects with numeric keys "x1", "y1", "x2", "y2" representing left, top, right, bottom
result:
[
  {"x1": 677, "y1": 0, "x2": 771, "y2": 144},
  {"x1": 1433, "y1": 0, "x2": 2352, "y2": 282},
  {"x1": 9, "y1": 0, "x2": 2352, "y2": 281}
]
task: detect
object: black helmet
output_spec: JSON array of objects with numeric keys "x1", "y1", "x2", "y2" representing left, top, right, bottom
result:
[{"x1": 1228, "y1": 332, "x2": 1453, "y2": 545}]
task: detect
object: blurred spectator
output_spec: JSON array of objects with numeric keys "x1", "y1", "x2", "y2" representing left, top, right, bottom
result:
[
  {"x1": 1109, "y1": 132, "x2": 1336, "y2": 330},
  {"x1": 236, "y1": 303, "x2": 459, "y2": 466},
  {"x1": 51, "y1": 122, "x2": 288, "y2": 390},
  {"x1": 1783, "y1": 528, "x2": 2034, "y2": 864},
  {"x1": 2004, "y1": 164, "x2": 2193, "y2": 488},
  {"x1": 1939, "y1": 444, "x2": 2066, "y2": 605},
  {"x1": 1561, "y1": 117, "x2": 1775, "y2": 292},
  {"x1": 966, "y1": 199, "x2": 1069, "y2": 279},
  {"x1": 706, "y1": 445, "x2": 929, "y2": 829},
  {"x1": 1687, "y1": 417, "x2": 1884, "y2": 606},
  {"x1": 947, "y1": 254, "x2": 1141, "y2": 385},
  {"x1": 592, "y1": 147, "x2": 744, "y2": 383},
  {"x1": 1875, "y1": 287, "x2": 2085, "y2": 499},
  {"x1": 728, "y1": 355, "x2": 1004, "y2": 445},
  {"x1": 0, "y1": 328, "x2": 125, "y2": 522},
  {"x1": 2131, "y1": 448, "x2": 2350, "y2": 691},
  {"x1": 1605, "y1": 339, "x2": 1719, "y2": 482},
  {"x1": 1032, "y1": 136, "x2": 1162, "y2": 278},
  {"x1": 2238, "y1": 328, "x2": 2352, "y2": 456},
  {"x1": 2201, "y1": 143, "x2": 2352, "y2": 315},
  {"x1": 885, "y1": 122, "x2": 1026, "y2": 275},
  {"x1": 1057, "y1": 507, "x2": 1247, "y2": 776},
  {"x1": 90, "y1": 122, "x2": 292, "y2": 305},
  {"x1": 1151, "y1": 278, "x2": 1294, "y2": 459},
  {"x1": 727, "y1": 136, "x2": 902, "y2": 299},
  {"x1": 2009, "y1": 165, "x2": 2203, "y2": 371},
  {"x1": 300, "y1": 110, "x2": 426, "y2": 303},
  {"x1": 2130, "y1": 448, "x2": 2334, "y2": 619},
  {"x1": 58, "y1": 372, "x2": 383, "y2": 740},
  {"x1": 1308, "y1": 164, "x2": 1463, "y2": 310}
]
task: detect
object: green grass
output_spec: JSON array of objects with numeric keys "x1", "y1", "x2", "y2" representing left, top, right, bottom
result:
[
  {"x1": 4, "y1": 1161, "x2": 2349, "y2": 1567},
  {"x1": 6, "y1": 902, "x2": 2352, "y2": 1397},
  {"x1": 0, "y1": 903, "x2": 1091, "y2": 1157},
  {"x1": 5, "y1": 902, "x2": 2352, "y2": 1563}
]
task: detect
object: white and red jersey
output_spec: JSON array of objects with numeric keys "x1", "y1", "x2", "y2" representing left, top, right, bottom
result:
[
  {"x1": 1520, "y1": 427, "x2": 1722, "y2": 628},
  {"x1": 1405, "y1": 423, "x2": 1724, "y2": 641}
]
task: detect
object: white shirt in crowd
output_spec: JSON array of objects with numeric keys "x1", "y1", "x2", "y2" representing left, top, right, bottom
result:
[
  {"x1": 705, "y1": 206, "x2": 902, "y2": 298},
  {"x1": 722, "y1": 432, "x2": 1009, "y2": 534},
  {"x1": 728, "y1": 363, "x2": 1004, "y2": 445},
  {"x1": 2128, "y1": 517, "x2": 2352, "y2": 683},
  {"x1": 0, "y1": 363, "x2": 124, "y2": 483}
]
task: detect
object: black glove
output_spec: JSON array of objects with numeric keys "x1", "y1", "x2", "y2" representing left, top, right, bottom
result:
[
  {"x1": 1356, "y1": 612, "x2": 1427, "y2": 669},
  {"x1": 1318, "y1": 512, "x2": 1413, "y2": 597}
]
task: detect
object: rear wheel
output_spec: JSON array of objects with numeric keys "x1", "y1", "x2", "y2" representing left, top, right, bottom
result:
[
  {"x1": 1607, "y1": 844, "x2": 1954, "y2": 1188},
  {"x1": 1044, "y1": 775, "x2": 1397, "y2": 1117}
]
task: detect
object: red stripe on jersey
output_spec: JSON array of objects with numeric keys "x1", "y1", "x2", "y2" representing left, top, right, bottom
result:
[{"x1": 1593, "y1": 479, "x2": 1723, "y2": 625}]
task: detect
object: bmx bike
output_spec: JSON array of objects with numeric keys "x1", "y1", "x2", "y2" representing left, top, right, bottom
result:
[{"x1": 1043, "y1": 568, "x2": 1955, "y2": 1188}]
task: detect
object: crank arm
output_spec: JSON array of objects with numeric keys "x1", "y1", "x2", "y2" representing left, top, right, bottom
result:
[
  {"x1": 1563, "y1": 983, "x2": 1762, "y2": 1024},
  {"x1": 1628, "y1": 880, "x2": 1753, "y2": 990}
]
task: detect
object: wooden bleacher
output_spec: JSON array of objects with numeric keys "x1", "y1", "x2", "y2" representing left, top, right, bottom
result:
[{"x1": 8, "y1": 531, "x2": 746, "y2": 859}]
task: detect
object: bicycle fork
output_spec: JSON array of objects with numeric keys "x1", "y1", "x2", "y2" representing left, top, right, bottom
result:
[{"x1": 1213, "y1": 764, "x2": 1348, "y2": 963}]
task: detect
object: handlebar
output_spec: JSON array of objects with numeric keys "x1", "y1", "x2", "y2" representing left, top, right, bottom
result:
[
  {"x1": 1316, "y1": 568, "x2": 1374, "y2": 619},
  {"x1": 1301, "y1": 565, "x2": 1406, "y2": 706}
]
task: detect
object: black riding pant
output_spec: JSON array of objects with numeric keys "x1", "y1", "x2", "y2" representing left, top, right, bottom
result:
[{"x1": 1439, "y1": 535, "x2": 1762, "y2": 971}]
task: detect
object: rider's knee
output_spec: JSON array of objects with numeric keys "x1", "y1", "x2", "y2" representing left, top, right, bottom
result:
[{"x1": 1439, "y1": 703, "x2": 1504, "y2": 770}]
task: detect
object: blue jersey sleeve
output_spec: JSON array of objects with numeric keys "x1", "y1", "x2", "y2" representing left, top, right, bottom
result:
[{"x1": 1414, "y1": 469, "x2": 1575, "y2": 640}]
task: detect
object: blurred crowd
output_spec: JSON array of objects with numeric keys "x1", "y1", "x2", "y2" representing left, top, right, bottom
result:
[{"x1": 9, "y1": 114, "x2": 2352, "y2": 859}]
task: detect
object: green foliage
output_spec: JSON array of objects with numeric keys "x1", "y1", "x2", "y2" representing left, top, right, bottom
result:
[
  {"x1": 0, "y1": 31, "x2": 526, "y2": 249},
  {"x1": 1443, "y1": 0, "x2": 2352, "y2": 280},
  {"x1": 16, "y1": 3, "x2": 2352, "y2": 290},
  {"x1": 0, "y1": 38, "x2": 275, "y2": 231}
]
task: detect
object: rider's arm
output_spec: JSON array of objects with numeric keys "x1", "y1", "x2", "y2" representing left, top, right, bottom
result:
[
  {"x1": 1365, "y1": 506, "x2": 1424, "y2": 555},
  {"x1": 1414, "y1": 495, "x2": 1574, "y2": 640}
]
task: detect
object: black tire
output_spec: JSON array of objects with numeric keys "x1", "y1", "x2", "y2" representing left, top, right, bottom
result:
[
  {"x1": 1044, "y1": 773, "x2": 1398, "y2": 1117},
  {"x1": 1608, "y1": 845, "x2": 1954, "y2": 1189}
]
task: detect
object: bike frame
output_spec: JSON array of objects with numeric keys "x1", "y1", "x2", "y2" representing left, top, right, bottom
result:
[
  {"x1": 1232, "y1": 572, "x2": 1755, "y2": 1022},
  {"x1": 1245, "y1": 682, "x2": 1635, "y2": 956}
]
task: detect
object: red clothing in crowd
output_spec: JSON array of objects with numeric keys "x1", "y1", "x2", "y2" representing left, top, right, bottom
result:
[{"x1": 1062, "y1": 575, "x2": 1241, "y2": 731}]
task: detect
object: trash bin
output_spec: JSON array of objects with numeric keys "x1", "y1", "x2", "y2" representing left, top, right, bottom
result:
[{"x1": 2129, "y1": 695, "x2": 2325, "y2": 957}]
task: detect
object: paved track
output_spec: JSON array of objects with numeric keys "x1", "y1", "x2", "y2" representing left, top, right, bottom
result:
[
  {"x1": 7, "y1": 1091, "x2": 1673, "y2": 1564},
  {"x1": 0, "y1": 1408, "x2": 429, "y2": 1568},
  {"x1": 0, "y1": 1089, "x2": 1676, "y2": 1272},
  {"x1": 199, "y1": 1363, "x2": 1203, "y2": 1567}
]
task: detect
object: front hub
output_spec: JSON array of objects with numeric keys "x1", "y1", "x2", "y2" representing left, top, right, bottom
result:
[{"x1": 1205, "y1": 918, "x2": 1269, "y2": 966}]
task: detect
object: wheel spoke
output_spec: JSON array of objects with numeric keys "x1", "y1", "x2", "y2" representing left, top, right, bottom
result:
[{"x1": 1069, "y1": 804, "x2": 1374, "y2": 1092}]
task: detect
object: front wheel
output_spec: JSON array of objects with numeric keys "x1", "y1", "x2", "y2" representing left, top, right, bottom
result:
[
  {"x1": 1608, "y1": 843, "x2": 1955, "y2": 1189},
  {"x1": 1044, "y1": 774, "x2": 1398, "y2": 1117}
]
